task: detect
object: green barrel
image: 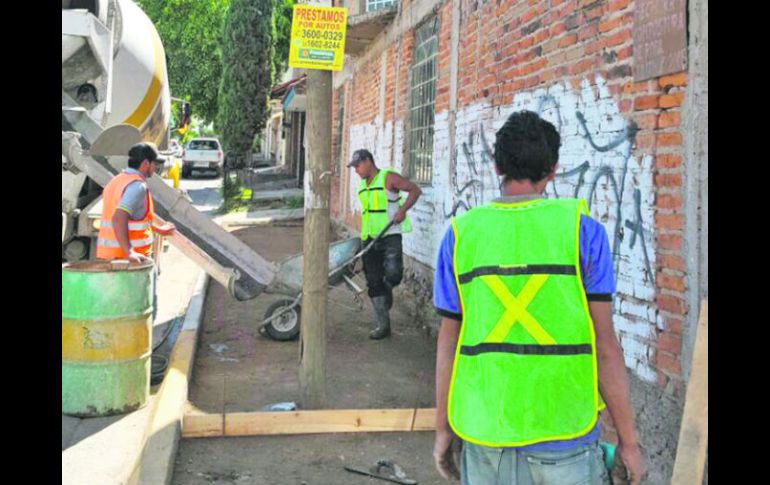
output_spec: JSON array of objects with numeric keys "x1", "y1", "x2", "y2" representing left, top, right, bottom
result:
[{"x1": 62, "y1": 260, "x2": 154, "y2": 417}]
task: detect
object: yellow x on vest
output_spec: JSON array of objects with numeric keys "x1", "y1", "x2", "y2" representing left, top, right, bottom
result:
[{"x1": 480, "y1": 274, "x2": 556, "y2": 344}]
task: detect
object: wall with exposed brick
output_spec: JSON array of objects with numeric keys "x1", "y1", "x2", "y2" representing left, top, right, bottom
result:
[{"x1": 331, "y1": 1, "x2": 700, "y2": 480}]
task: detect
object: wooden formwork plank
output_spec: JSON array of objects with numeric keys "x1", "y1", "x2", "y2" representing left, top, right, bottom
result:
[
  {"x1": 182, "y1": 408, "x2": 437, "y2": 438},
  {"x1": 671, "y1": 299, "x2": 708, "y2": 485},
  {"x1": 412, "y1": 408, "x2": 438, "y2": 431},
  {"x1": 182, "y1": 411, "x2": 224, "y2": 438}
]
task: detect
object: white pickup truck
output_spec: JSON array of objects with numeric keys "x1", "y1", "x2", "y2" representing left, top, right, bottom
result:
[{"x1": 182, "y1": 137, "x2": 224, "y2": 178}]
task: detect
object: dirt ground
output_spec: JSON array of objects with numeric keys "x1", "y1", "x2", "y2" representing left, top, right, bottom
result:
[
  {"x1": 173, "y1": 223, "x2": 441, "y2": 484},
  {"x1": 174, "y1": 433, "x2": 443, "y2": 485}
]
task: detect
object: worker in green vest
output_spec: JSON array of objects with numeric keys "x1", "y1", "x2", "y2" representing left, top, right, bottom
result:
[
  {"x1": 432, "y1": 111, "x2": 646, "y2": 484},
  {"x1": 348, "y1": 149, "x2": 422, "y2": 339}
]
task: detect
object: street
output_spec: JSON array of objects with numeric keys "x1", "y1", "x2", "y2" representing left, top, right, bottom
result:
[
  {"x1": 178, "y1": 173, "x2": 223, "y2": 215},
  {"x1": 153, "y1": 173, "x2": 223, "y2": 346},
  {"x1": 152, "y1": 173, "x2": 221, "y2": 330}
]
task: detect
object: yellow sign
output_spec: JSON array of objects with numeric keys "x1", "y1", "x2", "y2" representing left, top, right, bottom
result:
[{"x1": 288, "y1": 5, "x2": 347, "y2": 71}]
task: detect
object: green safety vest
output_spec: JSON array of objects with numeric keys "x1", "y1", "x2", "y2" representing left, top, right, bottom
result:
[
  {"x1": 357, "y1": 168, "x2": 412, "y2": 240},
  {"x1": 448, "y1": 197, "x2": 604, "y2": 447}
]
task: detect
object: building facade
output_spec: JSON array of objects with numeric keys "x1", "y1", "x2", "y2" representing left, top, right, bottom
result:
[{"x1": 329, "y1": 0, "x2": 708, "y2": 480}]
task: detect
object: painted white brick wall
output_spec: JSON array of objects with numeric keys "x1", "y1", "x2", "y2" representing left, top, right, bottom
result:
[
  {"x1": 347, "y1": 116, "x2": 393, "y2": 211},
  {"x1": 344, "y1": 75, "x2": 660, "y2": 381}
]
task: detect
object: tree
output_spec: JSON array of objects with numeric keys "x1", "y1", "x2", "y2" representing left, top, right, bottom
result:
[
  {"x1": 137, "y1": 0, "x2": 230, "y2": 124},
  {"x1": 273, "y1": 0, "x2": 294, "y2": 80},
  {"x1": 217, "y1": 0, "x2": 274, "y2": 158}
]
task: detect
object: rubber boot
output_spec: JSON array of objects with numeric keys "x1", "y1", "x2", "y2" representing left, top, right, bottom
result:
[{"x1": 370, "y1": 296, "x2": 391, "y2": 340}]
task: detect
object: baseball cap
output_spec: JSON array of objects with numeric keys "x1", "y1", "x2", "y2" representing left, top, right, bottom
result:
[
  {"x1": 348, "y1": 149, "x2": 373, "y2": 167},
  {"x1": 128, "y1": 142, "x2": 166, "y2": 164}
]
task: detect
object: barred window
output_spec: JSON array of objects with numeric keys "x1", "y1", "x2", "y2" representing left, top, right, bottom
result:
[
  {"x1": 366, "y1": 0, "x2": 397, "y2": 12},
  {"x1": 407, "y1": 16, "x2": 438, "y2": 185}
]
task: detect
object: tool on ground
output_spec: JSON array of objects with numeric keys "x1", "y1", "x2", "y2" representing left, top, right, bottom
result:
[
  {"x1": 343, "y1": 459, "x2": 417, "y2": 485},
  {"x1": 261, "y1": 402, "x2": 297, "y2": 411}
]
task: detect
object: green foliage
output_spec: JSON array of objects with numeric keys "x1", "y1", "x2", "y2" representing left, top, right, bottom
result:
[
  {"x1": 273, "y1": 0, "x2": 294, "y2": 80},
  {"x1": 169, "y1": 106, "x2": 178, "y2": 131},
  {"x1": 181, "y1": 125, "x2": 199, "y2": 145},
  {"x1": 286, "y1": 196, "x2": 304, "y2": 209},
  {"x1": 137, "y1": 0, "x2": 230, "y2": 124},
  {"x1": 217, "y1": 0, "x2": 275, "y2": 157},
  {"x1": 218, "y1": 173, "x2": 251, "y2": 214},
  {"x1": 177, "y1": 115, "x2": 217, "y2": 145}
]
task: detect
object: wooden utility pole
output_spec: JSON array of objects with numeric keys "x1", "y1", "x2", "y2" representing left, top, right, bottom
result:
[{"x1": 299, "y1": 65, "x2": 332, "y2": 407}]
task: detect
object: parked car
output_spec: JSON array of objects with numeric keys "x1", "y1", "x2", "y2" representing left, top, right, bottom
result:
[{"x1": 182, "y1": 137, "x2": 224, "y2": 178}]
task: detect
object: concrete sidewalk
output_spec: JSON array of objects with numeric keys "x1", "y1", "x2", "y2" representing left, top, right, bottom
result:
[
  {"x1": 62, "y1": 241, "x2": 205, "y2": 485},
  {"x1": 250, "y1": 188, "x2": 303, "y2": 202},
  {"x1": 215, "y1": 207, "x2": 304, "y2": 226}
]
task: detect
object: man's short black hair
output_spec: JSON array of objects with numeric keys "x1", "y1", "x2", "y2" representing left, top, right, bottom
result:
[
  {"x1": 127, "y1": 142, "x2": 165, "y2": 169},
  {"x1": 493, "y1": 111, "x2": 560, "y2": 183}
]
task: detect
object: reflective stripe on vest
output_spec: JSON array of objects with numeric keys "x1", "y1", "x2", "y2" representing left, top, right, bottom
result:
[
  {"x1": 95, "y1": 172, "x2": 154, "y2": 260},
  {"x1": 447, "y1": 198, "x2": 602, "y2": 448},
  {"x1": 97, "y1": 237, "x2": 154, "y2": 248},
  {"x1": 99, "y1": 220, "x2": 152, "y2": 231},
  {"x1": 357, "y1": 168, "x2": 412, "y2": 240}
]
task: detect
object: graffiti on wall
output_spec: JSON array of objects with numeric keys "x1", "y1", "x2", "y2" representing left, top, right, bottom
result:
[
  {"x1": 444, "y1": 128, "x2": 499, "y2": 218},
  {"x1": 347, "y1": 76, "x2": 660, "y2": 381},
  {"x1": 547, "y1": 101, "x2": 653, "y2": 284},
  {"x1": 445, "y1": 80, "x2": 655, "y2": 285},
  {"x1": 441, "y1": 77, "x2": 660, "y2": 380}
]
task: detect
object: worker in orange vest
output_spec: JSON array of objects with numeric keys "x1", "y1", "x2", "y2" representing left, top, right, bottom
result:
[{"x1": 96, "y1": 142, "x2": 176, "y2": 262}]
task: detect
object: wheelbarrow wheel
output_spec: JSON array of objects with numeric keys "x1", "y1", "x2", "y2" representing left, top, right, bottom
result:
[{"x1": 262, "y1": 299, "x2": 301, "y2": 341}]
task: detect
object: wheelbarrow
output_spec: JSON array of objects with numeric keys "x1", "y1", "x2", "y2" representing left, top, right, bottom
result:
[{"x1": 258, "y1": 220, "x2": 397, "y2": 340}]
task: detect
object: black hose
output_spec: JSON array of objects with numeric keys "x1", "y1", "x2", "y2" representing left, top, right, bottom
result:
[
  {"x1": 152, "y1": 315, "x2": 181, "y2": 352},
  {"x1": 150, "y1": 316, "x2": 184, "y2": 385},
  {"x1": 150, "y1": 354, "x2": 169, "y2": 386}
]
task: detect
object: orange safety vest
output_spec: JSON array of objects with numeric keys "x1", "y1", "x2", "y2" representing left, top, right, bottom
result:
[{"x1": 96, "y1": 172, "x2": 154, "y2": 259}]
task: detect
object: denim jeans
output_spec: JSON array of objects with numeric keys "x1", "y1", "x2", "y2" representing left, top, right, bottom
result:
[
  {"x1": 461, "y1": 441, "x2": 610, "y2": 485},
  {"x1": 361, "y1": 234, "x2": 403, "y2": 298}
]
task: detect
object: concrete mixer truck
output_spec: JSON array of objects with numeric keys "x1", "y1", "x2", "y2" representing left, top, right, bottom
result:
[
  {"x1": 62, "y1": 0, "x2": 277, "y2": 300},
  {"x1": 62, "y1": 0, "x2": 171, "y2": 262}
]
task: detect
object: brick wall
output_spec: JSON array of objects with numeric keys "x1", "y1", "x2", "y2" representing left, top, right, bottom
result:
[
  {"x1": 384, "y1": 45, "x2": 397, "y2": 122},
  {"x1": 434, "y1": 1, "x2": 453, "y2": 113},
  {"x1": 336, "y1": 0, "x2": 689, "y2": 394},
  {"x1": 333, "y1": 2, "x2": 694, "y2": 476},
  {"x1": 351, "y1": 56, "x2": 382, "y2": 126}
]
